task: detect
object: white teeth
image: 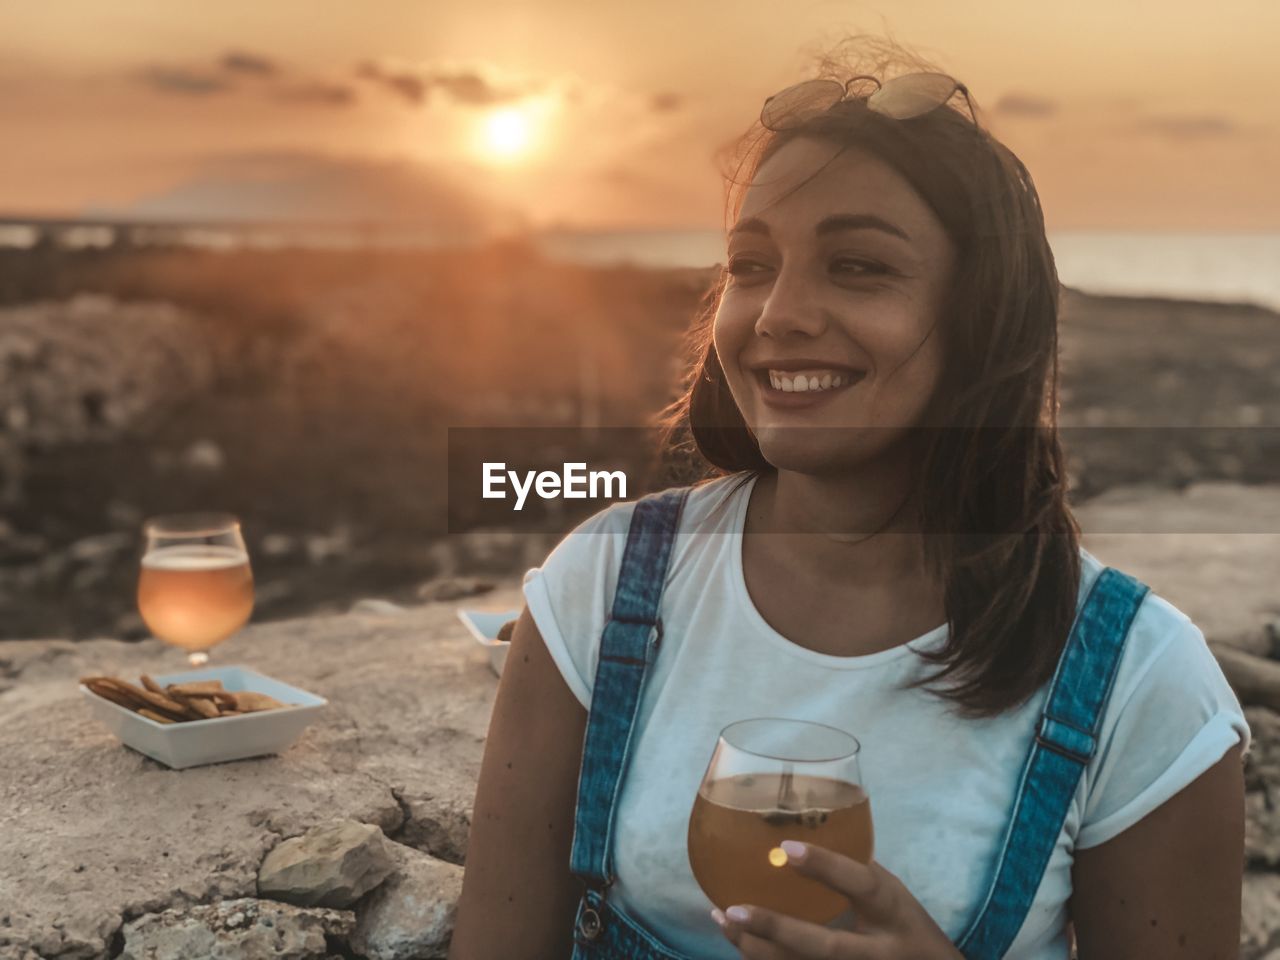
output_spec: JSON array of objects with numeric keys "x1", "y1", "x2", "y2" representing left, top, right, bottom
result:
[{"x1": 766, "y1": 369, "x2": 858, "y2": 393}]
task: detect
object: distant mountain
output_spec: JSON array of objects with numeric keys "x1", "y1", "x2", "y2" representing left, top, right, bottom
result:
[{"x1": 84, "y1": 151, "x2": 529, "y2": 239}]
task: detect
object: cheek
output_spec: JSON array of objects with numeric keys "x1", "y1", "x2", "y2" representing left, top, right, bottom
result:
[
  {"x1": 712, "y1": 302, "x2": 753, "y2": 389},
  {"x1": 869, "y1": 324, "x2": 945, "y2": 423}
]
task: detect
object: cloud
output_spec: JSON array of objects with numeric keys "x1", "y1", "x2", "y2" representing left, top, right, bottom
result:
[
  {"x1": 137, "y1": 65, "x2": 230, "y2": 96},
  {"x1": 91, "y1": 152, "x2": 529, "y2": 237},
  {"x1": 992, "y1": 92, "x2": 1057, "y2": 118},
  {"x1": 220, "y1": 51, "x2": 277, "y2": 77},
  {"x1": 356, "y1": 61, "x2": 427, "y2": 104},
  {"x1": 277, "y1": 82, "x2": 357, "y2": 108},
  {"x1": 355, "y1": 60, "x2": 533, "y2": 108},
  {"x1": 136, "y1": 55, "x2": 353, "y2": 108},
  {"x1": 1132, "y1": 113, "x2": 1238, "y2": 139},
  {"x1": 650, "y1": 92, "x2": 682, "y2": 113}
]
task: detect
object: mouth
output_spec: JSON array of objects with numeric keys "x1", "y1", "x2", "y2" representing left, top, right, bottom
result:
[{"x1": 753, "y1": 366, "x2": 867, "y2": 408}]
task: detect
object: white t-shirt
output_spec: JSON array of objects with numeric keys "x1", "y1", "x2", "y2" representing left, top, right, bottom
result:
[{"x1": 522, "y1": 472, "x2": 1251, "y2": 959}]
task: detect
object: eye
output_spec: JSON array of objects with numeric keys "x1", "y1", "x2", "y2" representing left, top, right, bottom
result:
[
  {"x1": 832, "y1": 257, "x2": 888, "y2": 276},
  {"x1": 726, "y1": 257, "x2": 767, "y2": 277}
]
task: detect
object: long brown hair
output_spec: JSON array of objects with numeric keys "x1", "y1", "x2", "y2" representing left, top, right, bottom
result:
[{"x1": 656, "y1": 34, "x2": 1081, "y2": 719}]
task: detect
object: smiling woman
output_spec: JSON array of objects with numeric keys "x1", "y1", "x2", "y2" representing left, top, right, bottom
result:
[{"x1": 450, "y1": 32, "x2": 1250, "y2": 960}]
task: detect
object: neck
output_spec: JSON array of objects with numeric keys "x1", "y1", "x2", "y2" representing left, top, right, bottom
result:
[{"x1": 747, "y1": 451, "x2": 931, "y2": 588}]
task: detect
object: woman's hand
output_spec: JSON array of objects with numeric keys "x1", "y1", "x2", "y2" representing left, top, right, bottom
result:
[{"x1": 711, "y1": 840, "x2": 962, "y2": 959}]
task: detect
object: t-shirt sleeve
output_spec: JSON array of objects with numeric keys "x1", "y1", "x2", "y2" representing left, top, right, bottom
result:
[
  {"x1": 520, "y1": 499, "x2": 639, "y2": 711},
  {"x1": 1075, "y1": 597, "x2": 1252, "y2": 850}
]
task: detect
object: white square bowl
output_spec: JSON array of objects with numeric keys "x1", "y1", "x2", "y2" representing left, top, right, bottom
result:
[
  {"x1": 456, "y1": 608, "x2": 520, "y2": 677},
  {"x1": 79, "y1": 665, "x2": 327, "y2": 770}
]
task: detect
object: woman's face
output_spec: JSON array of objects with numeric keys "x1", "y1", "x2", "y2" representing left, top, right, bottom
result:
[{"x1": 714, "y1": 136, "x2": 957, "y2": 474}]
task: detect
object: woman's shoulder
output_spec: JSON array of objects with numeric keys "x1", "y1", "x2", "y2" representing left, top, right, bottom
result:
[
  {"x1": 1077, "y1": 547, "x2": 1213, "y2": 677},
  {"x1": 1073, "y1": 547, "x2": 1251, "y2": 847}
]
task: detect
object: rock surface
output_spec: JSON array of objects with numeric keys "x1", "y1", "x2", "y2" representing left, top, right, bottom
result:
[
  {"x1": 258, "y1": 819, "x2": 397, "y2": 908},
  {"x1": 118, "y1": 898, "x2": 355, "y2": 960},
  {"x1": 349, "y1": 845, "x2": 465, "y2": 960},
  {"x1": 0, "y1": 584, "x2": 521, "y2": 959}
]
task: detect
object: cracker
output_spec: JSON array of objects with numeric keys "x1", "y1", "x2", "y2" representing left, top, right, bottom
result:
[
  {"x1": 169, "y1": 681, "x2": 225, "y2": 696},
  {"x1": 229, "y1": 691, "x2": 289, "y2": 713},
  {"x1": 182, "y1": 696, "x2": 221, "y2": 719},
  {"x1": 140, "y1": 674, "x2": 165, "y2": 695},
  {"x1": 138, "y1": 708, "x2": 176, "y2": 724},
  {"x1": 83, "y1": 677, "x2": 143, "y2": 711}
]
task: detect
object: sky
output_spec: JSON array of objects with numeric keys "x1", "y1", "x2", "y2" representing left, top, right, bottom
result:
[{"x1": 2, "y1": 0, "x2": 1277, "y2": 233}]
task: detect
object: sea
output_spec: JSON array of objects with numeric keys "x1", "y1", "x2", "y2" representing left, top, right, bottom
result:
[{"x1": 2, "y1": 219, "x2": 1277, "y2": 313}]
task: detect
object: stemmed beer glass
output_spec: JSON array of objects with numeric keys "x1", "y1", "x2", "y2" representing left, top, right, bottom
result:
[
  {"x1": 688, "y1": 717, "x2": 873, "y2": 925},
  {"x1": 136, "y1": 513, "x2": 254, "y2": 666}
]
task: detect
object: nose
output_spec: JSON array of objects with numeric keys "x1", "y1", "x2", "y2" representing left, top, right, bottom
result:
[{"x1": 753, "y1": 262, "x2": 828, "y2": 340}]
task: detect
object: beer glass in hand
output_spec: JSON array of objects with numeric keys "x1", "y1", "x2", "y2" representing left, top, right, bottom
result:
[
  {"x1": 137, "y1": 513, "x2": 254, "y2": 666},
  {"x1": 688, "y1": 717, "x2": 872, "y2": 925}
]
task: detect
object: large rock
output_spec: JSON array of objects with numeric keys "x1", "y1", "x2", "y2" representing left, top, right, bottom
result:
[
  {"x1": 1245, "y1": 708, "x2": 1280, "y2": 867},
  {"x1": 1242, "y1": 873, "x2": 1280, "y2": 960},
  {"x1": 0, "y1": 294, "x2": 218, "y2": 448},
  {"x1": 1076, "y1": 484, "x2": 1280, "y2": 642},
  {"x1": 258, "y1": 819, "x2": 396, "y2": 908},
  {"x1": 0, "y1": 585, "x2": 521, "y2": 959},
  {"x1": 349, "y1": 845, "x2": 464, "y2": 960},
  {"x1": 118, "y1": 898, "x2": 354, "y2": 960}
]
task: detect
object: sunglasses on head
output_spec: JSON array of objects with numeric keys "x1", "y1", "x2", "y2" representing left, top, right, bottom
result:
[{"x1": 760, "y1": 72, "x2": 977, "y2": 132}]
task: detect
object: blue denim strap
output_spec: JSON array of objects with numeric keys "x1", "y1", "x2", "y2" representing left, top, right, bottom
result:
[
  {"x1": 570, "y1": 486, "x2": 691, "y2": 894},
  {"x1": 956, "y1": 566, "x2": 1150, "y2": 959}
]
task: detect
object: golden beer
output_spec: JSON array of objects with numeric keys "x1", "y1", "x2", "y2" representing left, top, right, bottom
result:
[
  {"x1": 137, "y1": 544, "x2": 254, "y2": 652},
  {"x1": 688, "y1": 771, "x2": 873, "y2": 924}
]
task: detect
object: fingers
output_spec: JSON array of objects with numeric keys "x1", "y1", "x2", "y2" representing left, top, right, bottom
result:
[
  {"x1": 715, "y1": 903, "x2": 877, "y2": 959},
  {"x1": 781, "y1": 841, "x2": 888, "y2": 918}
]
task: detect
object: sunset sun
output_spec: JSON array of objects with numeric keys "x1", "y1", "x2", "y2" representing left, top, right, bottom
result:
[{"x1": 482, "y1": 107, "x2": 533, "y2": 161}]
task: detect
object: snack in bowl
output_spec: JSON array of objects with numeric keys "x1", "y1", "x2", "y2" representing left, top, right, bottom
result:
[
  {"x1": 78, "y1": 664, "x2": 327, "y2": 769},
  {"x1": 79, "y1": 674, "x2": 292, "y2": 722}
]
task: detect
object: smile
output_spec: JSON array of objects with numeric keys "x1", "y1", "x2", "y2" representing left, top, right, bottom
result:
[{"x1": 755, "y1": 368, "x2": 867, "y2": 408}]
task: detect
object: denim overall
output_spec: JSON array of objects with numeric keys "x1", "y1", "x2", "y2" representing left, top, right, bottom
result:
[{"x1": 568, "y1": 486, "x2": 1150, "y2": 960}]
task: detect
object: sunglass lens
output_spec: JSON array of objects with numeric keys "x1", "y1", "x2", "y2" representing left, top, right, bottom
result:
[
  {"x1": 868, "y1": 72, "x2": 959, "y2": 119},
  {"x1": 761, "y1": 78, "x2": 845, "y2": 130}
]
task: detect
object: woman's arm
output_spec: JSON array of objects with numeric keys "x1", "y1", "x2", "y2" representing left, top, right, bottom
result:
[
  {"x1": 1069, "y1": 741, "x2": 1246, "y2": 959},
  {"x1": 448, "y1": 606, "x2": 589, "y2": 958}
]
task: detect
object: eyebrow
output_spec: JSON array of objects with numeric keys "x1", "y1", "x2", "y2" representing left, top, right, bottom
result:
[{"x1": 728, "y1": 213, "x2": 912, "y2": 244}]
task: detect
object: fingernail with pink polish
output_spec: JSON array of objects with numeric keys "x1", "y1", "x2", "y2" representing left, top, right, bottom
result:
[
  {"x1": 710, "y1": 908, "x2": 726, "y2": 927},
  {"x1": 726, "y1": 905, "x2": 751, "y2": 923},
  {"x1": 781, "y1": 840, "x2": 808, "y2": 861}
]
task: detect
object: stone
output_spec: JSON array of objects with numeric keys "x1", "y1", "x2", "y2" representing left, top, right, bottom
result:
[
  {"x1": 1242, "y1": 873, "x2": 1280, "y2": 959},
  {"x1": 119, "y1": 897, "x2": 354, "y2": 960},
  {"x1": 1245, "y1": 708, "x2": 1280, "y2": 867},
  {"x1": 258, "y1": 819, "x2": 396, "y2": 908},
  {"x1": 67, "y1": 532, "x2": 133, "y2": 564},
  {"x1": 415, "y1": 576, "x2": 494, "y2": 603},
  {"x1": 350, "y1": 599, "x2": 408, "y2": 617},
  {"x1": 260, "y1": 533, "x2": 299, "y2": 558},
  {"x1": 305, "y1": 526, "x2": 353, "y2": 565},
  {"x1": 349, "y1": 845, "x2": 464, "y2": 960},
  {"x1": 182, "y1": 438, "x2": 226, "y2": 472}
]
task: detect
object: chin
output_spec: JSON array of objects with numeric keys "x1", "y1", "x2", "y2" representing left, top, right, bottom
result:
[{"x1": 753, "y1": 425, "x2": 896, "y2": 475}]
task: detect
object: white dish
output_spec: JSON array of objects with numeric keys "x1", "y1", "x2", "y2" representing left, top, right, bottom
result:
[
  {"x1": 79, "y1": 665, "x2": 327, "y2": 770},
  {"x1": 457, "y1": 608, "x2": 520, "y2": 677}
]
